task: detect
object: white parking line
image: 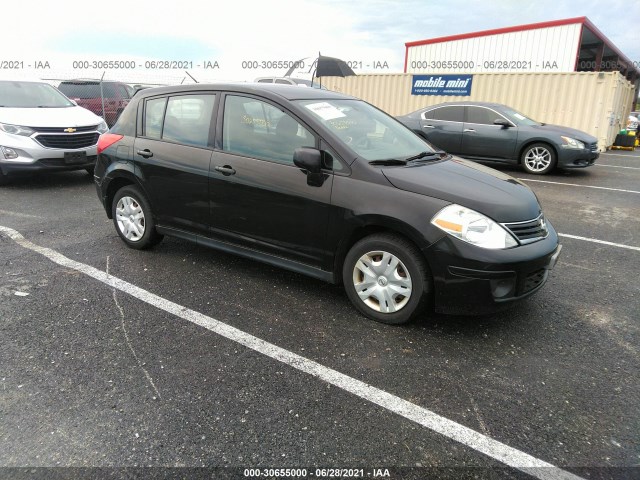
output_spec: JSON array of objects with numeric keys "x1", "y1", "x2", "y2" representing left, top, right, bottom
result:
[
  {"x1": 600, "y1": 152, "x2": 640, "y2": 158},
  {"x1": 0, "y1": 224, "x2": 583, "y2": 480},
  {"x1": 558, "y1": 233, "x2": 640, "y2": 252},
  {"x1": 0, "y1": 209, "x2": 44, "y2": 219},
  {"x1": 595, "y1": 164, "x2": 640, "y2": 170},
  {"x1": 517, "y1": 178, "x2": 640, "y2": 194}
]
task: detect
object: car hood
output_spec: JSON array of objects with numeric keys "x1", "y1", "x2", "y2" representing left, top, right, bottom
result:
[
  {"x1": 381, "y1": 157, "x2": 541, "y2": 223},
  {"x1": 528, "y1": 123, "x2": 597, "y2": 143},
  {"x1": 0, "y1": 106, "x2": 103, "y2": 128}
]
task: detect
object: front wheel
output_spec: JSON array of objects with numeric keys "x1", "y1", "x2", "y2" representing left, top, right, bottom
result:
[
  {"x1": 521, "y1": 143, "x2": 557, "y2": 175},
  {"x1": 342, "y1": 233, "x2": 431, "y2": 324},
  {"x1": 111, "y1": 185, "x2": 163, "y2": 249}
]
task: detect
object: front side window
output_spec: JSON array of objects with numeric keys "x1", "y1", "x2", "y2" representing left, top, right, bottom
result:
[
  {"x1": 163, "y1": 94, "x2": 216, "y2": 147},
  {"x1": 298, "y1": 99, "x2": 434, "y2": 161},
  {"x1": 223, "y1": 95, "x2": 314, "y2": 164},
  {"x1": 466, "y1": 106, "x2": 505, "y2": 125}
]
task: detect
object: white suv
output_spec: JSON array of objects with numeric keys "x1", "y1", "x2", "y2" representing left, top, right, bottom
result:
[{"x1": 0, "y1": 80, "x2": 108, "y2": 185}]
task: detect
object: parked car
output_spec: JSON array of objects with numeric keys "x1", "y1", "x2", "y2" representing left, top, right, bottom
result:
[
  {"x1": 0, "y1": 80, "x2": 108, "y2": 185},
  {"x1": 396, "y1": 101, "x2": 599, "y2": 175},
  {"x1": 58, "y1": 80, "x2": 134, "y2": 126},
  {"x1": 95, "y1": 84, "x2": 561, "y2": 324},
  {"x1": 254, "y1": 77, "x2": 327, "y2": 89}
]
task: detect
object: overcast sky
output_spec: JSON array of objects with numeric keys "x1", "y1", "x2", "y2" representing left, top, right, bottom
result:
[{"x1": 3, "y1": 0, "x2": 639, "y2": 84}]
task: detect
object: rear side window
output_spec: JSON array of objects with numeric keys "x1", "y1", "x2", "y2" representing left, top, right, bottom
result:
[
  {"x1": 144, "y1": 97, "x2": 167, "y2": 139},
  {"x1": 222, "y1": 95, "x2": 314, "y2": 165},
  {"x1": 163, "y1": 95, "x2": 216, "y2": 147},
  {"x1": 424, "y1": 106, "x2": 463, "y2": 122}
]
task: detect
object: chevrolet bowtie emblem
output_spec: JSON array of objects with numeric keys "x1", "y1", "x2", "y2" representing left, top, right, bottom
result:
[{"x1": 63, "y1": 127, "x2": 77, "y2": 133}]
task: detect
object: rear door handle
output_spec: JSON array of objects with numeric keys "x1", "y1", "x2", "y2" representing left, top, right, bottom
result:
[
  {"x1": 423, "y1": 125, "x2": 435, "y2": 129},
  {"x1": 136, "y1": 149, "x2": 153, "y2": 158},
  {"x1": 214, "y1": 165, "x2": 236, "y2": 176},
  {"x1": 463, "y1": 129, "x2": 476, "y2": 133}
]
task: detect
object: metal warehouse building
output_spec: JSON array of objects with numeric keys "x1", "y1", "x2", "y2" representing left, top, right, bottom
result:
[
  {"x1": 322, "y1": 17, "x2": 638, "y2": 151},
  {"x1": 404, "y1": 16, "x2": 640, "y2": 84}
]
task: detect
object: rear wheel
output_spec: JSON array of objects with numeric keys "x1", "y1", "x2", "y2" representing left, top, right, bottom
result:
[
  {"x1": 521, "y1": 143, "x2": 556, "y2": 174},
  {"x1": 111, "y1": 185, "x2": 163, "y2": 249},
  {"x1": 342, "y1": 233, "x2": 431, "y2": 324}
]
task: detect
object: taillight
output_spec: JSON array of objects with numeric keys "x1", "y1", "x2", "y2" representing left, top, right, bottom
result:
[{"x1": 97, "y1": 133, "x2": 124, "y2": 154}]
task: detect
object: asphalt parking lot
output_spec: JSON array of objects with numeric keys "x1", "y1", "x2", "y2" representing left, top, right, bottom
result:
[{"x1": 1, "y1": 151, "x2": 638, "y2": 480}]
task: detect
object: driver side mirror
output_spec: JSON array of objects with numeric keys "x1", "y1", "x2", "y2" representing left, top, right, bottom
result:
[
  {"x1": 494, "y1": 118, "x2": 512, "y2": 128},
  {"x1": 294, "y1": 147, "x2": 325, "y2": 187}
]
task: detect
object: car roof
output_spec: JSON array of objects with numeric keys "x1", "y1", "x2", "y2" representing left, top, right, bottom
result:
[
  {"x1": 423, "y1": 101, "x2": 507, "y2": 109},
  {"x1": 133, "y1": 82, "x2": 353, "y2": 101},
  {"x1": 59, "y1": 79, "x2": 125, "y2": 85}
]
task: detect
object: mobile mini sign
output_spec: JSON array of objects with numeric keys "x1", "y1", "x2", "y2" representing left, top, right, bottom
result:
[{"x1": 411, "y1": 75, "x2": 473, "y2": 96}]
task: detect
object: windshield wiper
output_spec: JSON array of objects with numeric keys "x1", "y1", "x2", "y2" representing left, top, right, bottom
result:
[
  {"x1": 369, "y1": 159, "x2": 408, "y2": 166},
  {"x1": 404, "y1": 151, "x2": 448, "y2": 162},
  {"x1": 369, "y1": 151, "x2": 448, "y2": 166}
]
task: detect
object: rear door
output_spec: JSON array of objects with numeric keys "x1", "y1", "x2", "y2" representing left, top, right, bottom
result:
[
  {"x1": 207, "y1": 93, "x2": 333, "y2": 268},
  {"x1": 461, "y1": 106, "x2": 518, "y2": 160},
  {"x1": 134, "y1": 93, "x2": 217, "y2": 236},
  {"x1": 419, "y1": 105, "x2": 464, "y2": 154}
]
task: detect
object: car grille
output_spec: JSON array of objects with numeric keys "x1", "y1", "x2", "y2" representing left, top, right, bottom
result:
[
  {"x1": 587, "y1": 142, "x2": 598, "y2": 153},
  {"x1": 502, "y1": 214, "x2": 548, "y2": 245},
  {"x1": 35, "y1": 133, "x2": 100, "y2": 149},
  {"x1": 522, "y1": 268, "x2": 547, "y2": 294},
  {"x1": 33, "y1": 125, "x2": 100, "y2": 134},
  {"x1": 38, "y1": 156, "x2": 97, "y2": 167}
]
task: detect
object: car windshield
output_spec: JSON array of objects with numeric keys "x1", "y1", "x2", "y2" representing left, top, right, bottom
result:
[
  {"x1": 499, "y1": 106, "x2": 540, "y2": 126},
  {"x1": 0, "y1": 81, "x2": 74, "y2": 108},
  {"x1": 296, "y1": 99, "x2": 434, "y2": 161}
]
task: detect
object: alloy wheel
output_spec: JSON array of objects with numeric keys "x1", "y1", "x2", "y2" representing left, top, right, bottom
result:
[{"x1": 524, "y1": 146, "x2": 552, "y2": 172}]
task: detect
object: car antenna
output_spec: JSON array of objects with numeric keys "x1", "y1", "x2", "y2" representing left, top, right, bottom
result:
[{"x1": 185, "y1": 71, "x2": 199, "y2": 84}]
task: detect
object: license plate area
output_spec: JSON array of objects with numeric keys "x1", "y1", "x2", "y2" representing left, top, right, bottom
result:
[{"x1": 64, "y1": 151, "x2": 87, "y2": 164}]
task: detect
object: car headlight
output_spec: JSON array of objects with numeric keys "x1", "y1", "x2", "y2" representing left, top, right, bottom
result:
[
  {"x1": 560, "y1": 136, "x2": 585, "y2": 149},
  {"x1": 0, "y1": 122, "x2": 35, "y2": 136},
  {"x1": 97, "y1": 121, "x2": 109, "y2": 134},
  {"x1": 431, "y1": 204, "x2": 518, "y2": 249}
]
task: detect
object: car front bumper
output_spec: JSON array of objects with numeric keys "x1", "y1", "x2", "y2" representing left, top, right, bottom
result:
[
  {"x1": 0, "y1": 132, "x2": 98, "y2": 176},
  {"x1": 556, "y1": 146, "x2": 599, "y2": 168},
  {"x1": 424, "y1": 222, "x2": 561, "y2": 315}
]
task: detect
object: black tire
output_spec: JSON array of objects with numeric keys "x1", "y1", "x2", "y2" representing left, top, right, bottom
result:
[
  {"x1": 521, "y1": 143, "x2": 557, "y2": 175},
  {"x1": 342, "y1": 233, "x2": 431, "y2": 324},
  {"x1": 111, "y1": 185, "x2": 163, "y2": 249}
]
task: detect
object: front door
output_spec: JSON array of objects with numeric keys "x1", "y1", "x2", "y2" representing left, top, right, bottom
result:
[
  {"x1": 208, "y1": 94, "x2": 333, "y2": 268},
  {"x1": 461, "y1": 106, "x2": 518, "y2": 160}
]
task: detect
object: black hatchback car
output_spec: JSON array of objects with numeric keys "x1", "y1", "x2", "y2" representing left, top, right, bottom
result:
[
  {"x1": 95, "y1": 84, "x2": 561, "y2": 324},
  {"x1": 396, "y1": 102, "x2": 599, "y2": 175}
]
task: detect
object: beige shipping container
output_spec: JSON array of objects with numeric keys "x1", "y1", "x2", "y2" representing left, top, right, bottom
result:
[{"x1": 320, "y1": 72, "x2": 636, "y2": 151}]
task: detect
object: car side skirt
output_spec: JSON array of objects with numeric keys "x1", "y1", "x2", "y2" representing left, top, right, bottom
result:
[{"x1": 156, "y1": 226, "x2": 336, "y2": 284}]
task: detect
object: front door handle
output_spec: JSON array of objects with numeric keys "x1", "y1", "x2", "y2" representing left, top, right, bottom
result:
[
  {"x1": 463, "y1": 129, "x2": 476, "y2": 133},
  {"x1": 136, "y1": 149, "x2": 153, "y2": 158},
  {"x1": 423, "y1": 124, "x2": 435, "y2": 129},
  {"x1": 214, "y1": 165, "x2": 236, "y2": 176}
]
